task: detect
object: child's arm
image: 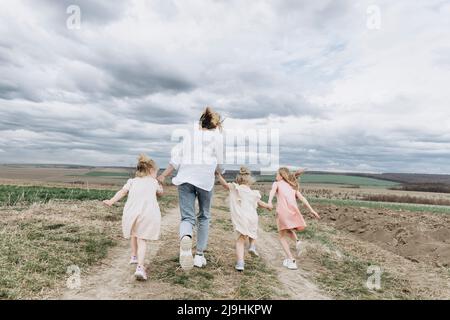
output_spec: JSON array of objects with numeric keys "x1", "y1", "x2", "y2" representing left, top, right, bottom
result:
[
  {"x1": 157, "y1": 164, "x2": 175, "y2": 184},
  {"x1": 267, "y1": 183, "x2": 278, "y2": 210},
  {"x1": 103, "y1": 188, "x2": 128, "y2": 207},
  {"x1": 296, "y1": 191, "x2": 320, "y2": 219},
  {"x1": 257, "y1": 200, "x2": 271, "y2": 210},
  {"x1": 215, "y1": 171, "x2": 230, "y2": 190},
  {"x1": 156, "y1": 183, "x2": 164, "y2": 197},
  {"x1": 294, "y1": 168, "x2": 307, "y2": 178}
]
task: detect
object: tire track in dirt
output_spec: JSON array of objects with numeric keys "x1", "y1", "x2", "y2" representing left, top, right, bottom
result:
[
  {"x1": 58, "y1": 193, "x2": 331, "y2": 300},
  {"x1": 57, "y1": 208, "x2": 180, "y2": 300}
]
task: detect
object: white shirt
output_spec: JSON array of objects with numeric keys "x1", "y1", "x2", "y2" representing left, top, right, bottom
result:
[{"x1": 170, "y1": 127, "x2": 224, "y2": 191}]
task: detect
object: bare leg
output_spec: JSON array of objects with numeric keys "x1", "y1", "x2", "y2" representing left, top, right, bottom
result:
[
  {"x1": 236, "y1": 235, "x2": 246, "y2": 262},
  {"x1": 137, "y1": 238, "x2": 147, "y2": 267},
  {"x1": 131, "y1": 236, "x2": 138, "y2": 257},
  {"x1": 249, "y1": 238, "x2": 256, "y2": 248},
  {"x1": 279, "y1": 230, "x2": 294, "y2": 259},
  {"x1": 286, "y1": 229, "x2": 298, "y2": 242}
]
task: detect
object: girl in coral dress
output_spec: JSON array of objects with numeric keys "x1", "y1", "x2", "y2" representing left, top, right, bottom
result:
[{"x1": 268, "y1": 167, "x2": 320, "y2": 270}]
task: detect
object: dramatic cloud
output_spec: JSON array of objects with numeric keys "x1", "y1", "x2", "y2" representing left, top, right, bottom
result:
[{"x1": 0, "y1": 0, "x2": 449, "y2": 173}]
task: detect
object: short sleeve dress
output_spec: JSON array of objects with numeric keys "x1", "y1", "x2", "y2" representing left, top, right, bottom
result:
[
  {"x1": 228, "y1": 183, "x2": 261, "y2": 239},
  {"x1": 122, "y1": 176, "x2": 163, "y2": 240},
  {"x1": 272, "y1": 180, "x2": 306, "y2": 232}
]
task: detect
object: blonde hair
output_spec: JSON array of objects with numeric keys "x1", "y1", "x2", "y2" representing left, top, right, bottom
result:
[
  {"x1": 199, "y1": 106, "x2": 223, "y2": 130},
  {"x1": 135, "y1": 154, "x2": 157, "y2": 178},
  {"x1": 278, "y1": 167, "x2": 299, "y2": 191},
  {"x1": 235, "y1": 166, "x2": 255, "y2": 185}
]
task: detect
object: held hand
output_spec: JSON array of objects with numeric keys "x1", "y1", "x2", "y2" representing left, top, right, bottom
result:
[
  {"x1": 157, "y1": 175, "x2": 166, "y2": 184},
  {"x1": 103, "y1": 200, "x2": 113, "y2": 207}
]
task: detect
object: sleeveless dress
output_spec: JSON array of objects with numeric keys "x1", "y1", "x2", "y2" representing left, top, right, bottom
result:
[
  {"x1": 271, "y1": 180, "x2": 306, "y2": 231},
  {"x1": 228, "y1": 183, "x2": 261, "y2": 239},
  {"x1": 121, "y1": 176, "x2": 163, "y2": 240}
]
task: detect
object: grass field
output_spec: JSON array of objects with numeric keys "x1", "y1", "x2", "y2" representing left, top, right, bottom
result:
[
  {"x1": 308, "y1": 197, "x2": 450, "y2": 214},
  {"x1": 0, "y1": 185, "x2": 116, "y2": 206},
  {"x1": 257, "y1": 173, "x2": 399, "y2": 187},
  {"x1": 83, "y1": 171, "x2": 132, "y2": 178},
  {"x1": 0, "y1": 201, "x2": 122, "y2": 299},
  {"x1": 1, "y1": 165, "x2": 450, "y2": 300},
  {"x1": 299, "y1": 174, "x2": 399, "y2": 187}
]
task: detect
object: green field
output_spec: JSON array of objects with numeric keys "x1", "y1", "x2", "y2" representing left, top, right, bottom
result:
[
  {"x1": 84, "y1": 171, "x2": 131, "y2": 177},
  {"x1": 258, "y1": 173, "x2": 399, "y2": 187},
  {"x1": 300, "y1": 174, "x2": 399, "y2": 187},
  {"x1": 309, "y1": 197, "x2": 450, "y2": 214},
  {"x1": 259, "y1": 193, "x2": 450, "y2": 214},
  {"x1": 0, "y1": 185, "x2": 115, "y2": 206}
]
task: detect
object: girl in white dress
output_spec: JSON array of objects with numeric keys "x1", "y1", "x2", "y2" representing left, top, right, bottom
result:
[
  {"x1": 103, "y1": 154, "x2": 163, "y2": 281},
  {"x1": 216, "y1": 167, "x2": 271, "y2": 271}
]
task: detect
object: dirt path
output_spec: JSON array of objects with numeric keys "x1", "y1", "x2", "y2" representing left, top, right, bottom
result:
[
  {"x1": 58, "y1": 208, "x2": 180, "y2": 300},
  {"x1": 257, "y1": 227, "x2": 330, "y2": 300},
  {"x1": 57, "y1": 196, "x2": 330, "y2": 300}
]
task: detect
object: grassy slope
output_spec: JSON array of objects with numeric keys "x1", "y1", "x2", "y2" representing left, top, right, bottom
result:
[
  {"x1": 0, "y1": 185, "x2": 177, "y2": 299},
  {"x1": 256, "y1": 199, "x2": 426, "y2": 299},
  {"x1": 0, "y1": 202, "x2": 122, "y2": 299}
]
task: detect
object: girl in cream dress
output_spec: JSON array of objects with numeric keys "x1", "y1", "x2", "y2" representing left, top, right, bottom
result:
[
  {"x1": 216, "y1": 167, "x2": 271, "y2": 271},
  {"x1": 103, "y1": 154, "x2": 163, "y2": 281}
]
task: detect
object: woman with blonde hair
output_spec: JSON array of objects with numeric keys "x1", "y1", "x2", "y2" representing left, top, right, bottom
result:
[
  {"x1": 268, "y1": 167, "x2": 320, "y2": 270},
  {"x1": 158, "y1": 107, "x2": 224, "y2": 271},
  {"x1": 103, "y1": 154, "x2": 163, "y2": 280}
]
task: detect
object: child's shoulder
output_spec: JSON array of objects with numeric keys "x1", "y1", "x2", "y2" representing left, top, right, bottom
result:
[
  {"x1": 250, "y1": 188, "x2": 262, "y2": 198},
  {"x1": 127, "y1": 176, "x2": 157, "y2": 184}
]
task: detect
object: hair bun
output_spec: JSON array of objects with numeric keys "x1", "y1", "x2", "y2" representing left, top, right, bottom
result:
[
  {"x1": 200, "y1": 106, "x2": 223, "y2": 130},
  {"x1": 239, "y1": 166, "x2": 251, "y2": 175},
  {"x1": 138, "y1": 154, "x2": 150, "y2": 164}
]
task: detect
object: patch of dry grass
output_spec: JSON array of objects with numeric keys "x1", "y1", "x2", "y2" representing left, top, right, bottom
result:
[
  {"x1": 362, "y1": 194, "x2": 450, "y2": 206},
  {"x1": 0, "y1": 201, "x2": 122, "y2": 299}
]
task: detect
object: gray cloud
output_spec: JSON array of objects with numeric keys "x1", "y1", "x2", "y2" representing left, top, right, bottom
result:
[
  {"x1": 0, "y1": 0, "x2": 449, "y2": 173},
  {"x1": 39, "y1": 0, "x2": 127, "y2": 25}
]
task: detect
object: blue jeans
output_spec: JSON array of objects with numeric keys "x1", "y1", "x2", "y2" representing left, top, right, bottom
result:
[{"x1": 178, "y1": 183, "x2": 213, "y2": 253}]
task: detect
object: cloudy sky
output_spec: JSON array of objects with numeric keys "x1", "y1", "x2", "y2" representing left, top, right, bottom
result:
[{"x1": 0, "y1": 0, "x2": 449, "y2": 173}]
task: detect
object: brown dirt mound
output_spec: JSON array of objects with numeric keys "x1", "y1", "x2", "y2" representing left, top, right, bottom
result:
[{"x1": 317, "y1": 205, "x2": 450, "y2": 267}]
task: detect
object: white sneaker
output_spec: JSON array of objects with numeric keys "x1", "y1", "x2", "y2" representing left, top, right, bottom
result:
[
  {"x1": 193, "y1": 254, "x2": 207, "y2": 268},
  {"x1": 283, "y1": 259, "x2": 298, "y2": 270},
  {"x1": 235, "y1": 261, "x2": 245, "y2": 272},
  {"x1": 129, "y1": 256, "x2": 138, "y2": 265},
  {"x1": 248, "y1": 246, "x2": 260, "y2": 257},
  {"x1": 134, "y1": 266, "x2": 147, "y2": 280},
  {"x1": 179, "y1": 236, "x2": 194, "y2": 271}
]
